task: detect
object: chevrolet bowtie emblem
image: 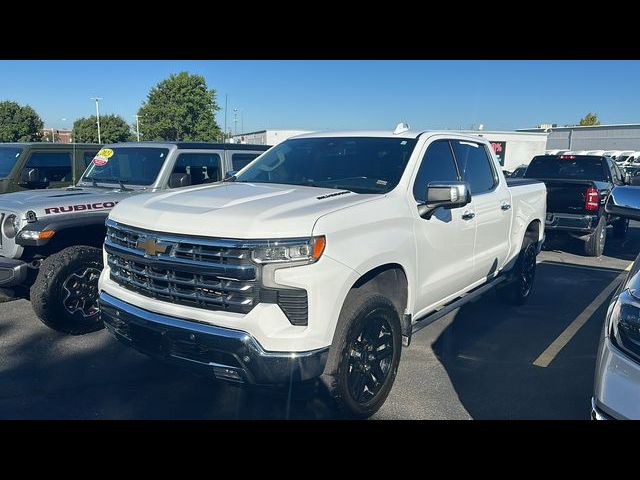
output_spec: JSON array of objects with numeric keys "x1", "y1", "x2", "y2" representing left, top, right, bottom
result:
[{"x1": 137, "y1": 237, "x2": 168, "y2": 256}]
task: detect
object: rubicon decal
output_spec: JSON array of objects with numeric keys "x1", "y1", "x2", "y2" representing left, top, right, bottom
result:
[{"x1": 44, "y1": 201, "x2": 118, "y2": 215}]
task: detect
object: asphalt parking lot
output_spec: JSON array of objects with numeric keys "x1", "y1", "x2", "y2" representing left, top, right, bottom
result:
[{"x1": 1, "y1": 224, "x2": 638, "y2": 419}]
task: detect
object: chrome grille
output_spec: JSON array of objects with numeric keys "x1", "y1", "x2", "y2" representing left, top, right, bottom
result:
[
  {"x1": 104, "y1": 219, "x2": 309, "y2": 324},
  {"x1": 105, "y1": 220, "x2": 258, "y2": 314}
]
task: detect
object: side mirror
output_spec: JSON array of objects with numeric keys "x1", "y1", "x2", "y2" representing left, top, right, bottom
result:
[
  {"x1": 169, "y1": 172, "x2": 191, "y2": 189},
  {"x1": 605, "y1": 186, "x2": 640, "y2": 221},
  {"x1": 418, "y1": 181, "x2": 472, "y2": 219},
  {"x1": 631, "y1": 176, "x2": 640, "y2": 186},
  {"x1": 19, "y1": 168, "x2": 48, "y2": 188},
  {"x1": 224, "y1": 170, "x2": 237, "y2": 181}
]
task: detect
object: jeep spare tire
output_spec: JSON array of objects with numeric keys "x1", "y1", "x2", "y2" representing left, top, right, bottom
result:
[{"x1": 31, "y1": 246, "x2": 104, "y2": 335}]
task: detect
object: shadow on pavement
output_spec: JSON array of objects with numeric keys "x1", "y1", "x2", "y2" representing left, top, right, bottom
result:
[
  {"x1": 0, "y1": 306, "x2": 340, "y2": 419},
  {"x1": 431, "y1": 261, "x2": 619, "y2": 419}
]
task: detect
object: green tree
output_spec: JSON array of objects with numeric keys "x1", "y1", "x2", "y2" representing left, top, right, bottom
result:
[
  {"x1": 0, "y1": 100, "x2": 44, "y2": 142},
  {"x1": 137, "y1": 72, "x2": 221, "y2": 141},
  {"x1": 579, "y1": 112, "x2": 601, "y2": 126},
  {"x1": 73, "y1": 114, "x2": 133, "y2": 143}
]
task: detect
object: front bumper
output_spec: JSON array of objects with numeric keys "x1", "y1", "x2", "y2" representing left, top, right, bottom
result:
[
  {"x1": 0, "y1": 257, "x2": 28, "y2": 287},
  {"x1": 593, "y1": 336, "x2": 640, "y2": 420},
  {"x1": 99, "y1": 292, "x2": 329, "y2": 385},
  {"x1": 545, "y1": 213, "x2": 599, "y2": 234}
]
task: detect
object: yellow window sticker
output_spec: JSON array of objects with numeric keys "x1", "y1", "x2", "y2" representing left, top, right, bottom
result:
[{"x1": 97, "y1": 148, "x2": 114, "y2": 158}]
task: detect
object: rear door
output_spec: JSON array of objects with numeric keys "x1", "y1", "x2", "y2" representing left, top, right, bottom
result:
[{"x1": 451, "y1": 139, "x2": 512, "y2": 280}]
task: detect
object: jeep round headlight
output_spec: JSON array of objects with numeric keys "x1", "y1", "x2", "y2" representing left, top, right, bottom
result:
[{"x1": 3, "y1": 214, "x2": 19, "y2": 239}]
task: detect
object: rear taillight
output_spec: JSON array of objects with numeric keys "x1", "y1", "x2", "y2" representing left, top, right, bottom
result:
[{"x1": 585, "y1": 187, "x2": 600, "y2": 211}]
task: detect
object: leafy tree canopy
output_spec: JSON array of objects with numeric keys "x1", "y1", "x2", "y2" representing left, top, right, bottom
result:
[
  {"x1": 0, "y1": 100, "x2": 44, "y2": 142},
  {"x1": 73, "y1": 114, "x2": 132, "y2": 144},
  {"x1": 137, "y1": 71, "x2": 221, "y2": 141},
  {"x1": 579, "y1": 112, "x2": 601, "y2": 126}
]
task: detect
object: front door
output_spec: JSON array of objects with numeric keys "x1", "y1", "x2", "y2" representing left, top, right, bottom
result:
[{"x1": 412, "y1": 139, "x2": 477, "y2": 315}]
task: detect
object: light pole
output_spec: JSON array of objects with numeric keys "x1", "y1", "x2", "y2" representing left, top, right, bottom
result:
[
  {"x1": 134, "y1": 115, "x2": 141, "y2": 141},
  {"x1": 224, "y1": 94, "x2": 228, "y2": 143},
  {"x1": 233, "y1": 108, "x2": 238, "y2": 137},
  {"x1": 90, "y1": 97, "x2": 103, "y2": 143}
]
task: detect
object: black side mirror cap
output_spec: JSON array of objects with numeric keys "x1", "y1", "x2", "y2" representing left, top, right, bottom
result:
[{"x1": 169, "y1": 172, "x2": 191, "y2": 189}]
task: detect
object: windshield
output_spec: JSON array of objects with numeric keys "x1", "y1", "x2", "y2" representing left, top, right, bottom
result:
[
  {"x1": 0, "y1": 146, "x2": 24, "y2": 178},
  {"x1": 81, "y1": 147, "x2": 168, "y2": 186},
  {"x1": 524, "y1": 155, "x2": 607, "y2": 182},
  {"x1": 234, "y1": 137, "x2": 418, "y2": 194}
]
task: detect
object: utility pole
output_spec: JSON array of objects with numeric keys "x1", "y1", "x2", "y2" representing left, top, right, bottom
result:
[
  {"x1": 241, "y1": 110, "x2": 244, "y2": 134},
  {"x1": 90, "y1": 97, "x2": 103, "y2": 143},
  {"x1": 134, "y1": 115, "x2": 141, "y2": 141},
  {"x1": 224, "y1": 94, "x2": 228, "y2": 143}
]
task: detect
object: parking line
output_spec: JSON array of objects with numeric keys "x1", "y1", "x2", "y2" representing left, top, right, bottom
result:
[{"x1": 532, "y1": 262, "x2": 633, "y2": 368}]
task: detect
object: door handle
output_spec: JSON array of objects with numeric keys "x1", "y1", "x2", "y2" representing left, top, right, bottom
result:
[
  {"x1": 462, "y1": 211, "x2": 475, "y2": 220},
  {"x1": 501, "y1": 202, "x2": 511, "y2": 211}
]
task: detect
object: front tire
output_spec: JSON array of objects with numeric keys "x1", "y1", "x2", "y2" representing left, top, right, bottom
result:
[
  {"x1": 30, "y1": 246, "x2": 104, "y2": 335},
  {"x1": 584, "y1": 216, "x2": 607, "y2": 257},
  {"x1": 497, "y1": 236, "x2": 537, "y2": 305},
  {"x1": 321, "y1": 294, "x2": 402, "y2": 419}
]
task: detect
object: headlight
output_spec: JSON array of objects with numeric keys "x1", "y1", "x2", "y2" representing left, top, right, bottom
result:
[
  {"x1": 2, "y1": 214, "x2": 19, "y2": 238},
  {"x1": 609, "y1": 290, "x2": 640, "y2": 360},
  {"x1": 251, "y1": 236, "x2": 326, "y2": 264}
]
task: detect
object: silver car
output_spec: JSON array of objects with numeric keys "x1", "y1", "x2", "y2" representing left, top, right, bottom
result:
[{"x1": 593, "y1": 184, "x2": 640, "y2": 419}]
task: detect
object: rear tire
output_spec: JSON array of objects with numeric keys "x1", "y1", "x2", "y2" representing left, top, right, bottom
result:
[
  {"x1": 321, "y1": 294, "x2": 402, "y2": 419},
  {"x1": 584, "y1": 216, "x2": 607, "y2": 257},
  {"x1": 497, "y1": 236, "x2": 537, "y2": 305},
  {"x1": 30, "y1": 246, "x2": 104, "y2": 335},
  {"x1": 613, "y1": 218, "x2": 629, "y2": 239}
]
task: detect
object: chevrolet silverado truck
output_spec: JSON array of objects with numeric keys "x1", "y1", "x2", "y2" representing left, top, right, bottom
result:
[
  {"x1": 524, "y1": 153, "x2": 628, "y2": 256},
  {"x1": 0, "y1": 141, "x2": 269, "y2": 334},
  {"x1": 98, "y1": 128, "x2": 546, "y2": 418},
  {"x1": 0, "y1": 143, "x2": 101, "y2": 194}
]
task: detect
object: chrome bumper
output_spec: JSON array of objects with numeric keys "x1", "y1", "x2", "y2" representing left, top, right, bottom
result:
[
  {"x1": 0, "y1": 257, "x2": 28, "y2": 287},
  {"x1": 99, "y1": 292, "x2": 329, "y2": 385}
]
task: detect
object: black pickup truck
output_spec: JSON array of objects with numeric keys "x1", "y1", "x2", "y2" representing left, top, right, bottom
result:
[{"x1": 524, "y1": 154, "x2": 629, "y2": 256}]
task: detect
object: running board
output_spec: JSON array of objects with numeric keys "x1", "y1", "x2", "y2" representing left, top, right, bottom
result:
[{"x1": 411, "y1": 276, "x2": 507, "y2": 335}]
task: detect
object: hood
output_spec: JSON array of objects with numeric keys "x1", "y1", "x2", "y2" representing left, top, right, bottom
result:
[
  {"x1": 109, "y1": 182, "x2": 381, "y2": 238},
  {"x1": 0, "y1": 186, "x2": 140, "y2": 219}
]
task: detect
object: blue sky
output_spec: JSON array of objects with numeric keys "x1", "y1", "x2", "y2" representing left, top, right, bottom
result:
[{"x1": 0, "y1": 60, "x2": 638, "y2": 132}]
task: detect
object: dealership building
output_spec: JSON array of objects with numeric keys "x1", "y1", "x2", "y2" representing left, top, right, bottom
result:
[
  {"x1": 231, "y1": 129, "x2": 312, "y2": 146},
  {"x1": 517, "y1": 123, "x2": 640, "y2": 151}
]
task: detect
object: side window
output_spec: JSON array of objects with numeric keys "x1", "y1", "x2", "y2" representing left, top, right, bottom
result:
[
  {"x1": 25, "y1": 151, "x2": 73, "y2": 183},
  {"x1": 412, "y1": 140, "x2": 459, "y2": 202},
  {"x1": 171, "y1": 153, "x2": 222, "y2": 187},
  {"x1": 232, "y1": 153, "x2": 260, "y2": 171},
  {"x1": 612, "y1": 161, "x2": 624, "y2": 184},
  {"x1": 451, "y1": 140, "x2": 497, "y2": 194}
]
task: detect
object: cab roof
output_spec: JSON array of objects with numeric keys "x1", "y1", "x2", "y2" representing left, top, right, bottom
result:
[{"x1": 292, "y1": 129, "x2": 489, "y2": 142}]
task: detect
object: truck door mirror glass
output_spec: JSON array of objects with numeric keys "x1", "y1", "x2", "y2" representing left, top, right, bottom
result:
[
  {"x1": 19, "y1": 167, "x2": 48, "y2": 189},
  {"x1": 169, "y1": 172, "x2": 191, "y2": 189},
  {"x1": 606, "y1": 185, "x2": 640, "y2": 221},
  {"x1": 418, "y1": 181, "x2": 471, "y2": 219}
]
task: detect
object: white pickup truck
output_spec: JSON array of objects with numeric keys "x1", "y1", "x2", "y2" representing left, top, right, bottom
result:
[{"x1": 98, "y1": 127, "x2": 546, "y2": 418}]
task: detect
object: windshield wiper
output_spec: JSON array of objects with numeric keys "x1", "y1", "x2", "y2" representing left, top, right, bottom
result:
[{"x1": 118, "y1": 180, "x2": 133, "y2": 191}]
